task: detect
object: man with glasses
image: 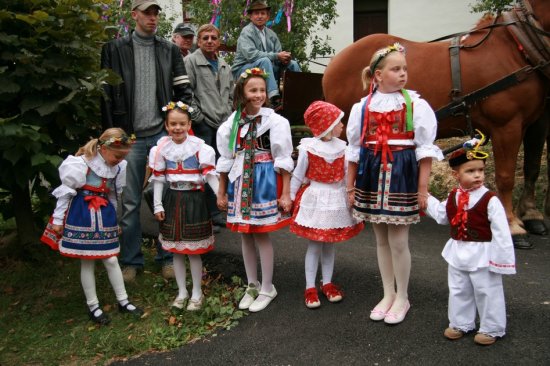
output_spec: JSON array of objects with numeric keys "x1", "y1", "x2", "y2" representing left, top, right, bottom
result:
[
  {"x1": 231, "y1": 0, "x2": 301, "y2": 110},
  {"x1": 184, "y1": 24, "x2": 234, "y2": 231},
  {"x1": 172, "y1": 23, "x2": 195, "y2": 59},
  {"x1": 100, "y1": 0, "x2": 193, "y2": 282}
]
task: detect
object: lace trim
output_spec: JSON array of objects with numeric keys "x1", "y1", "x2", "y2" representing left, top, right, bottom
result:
[
  {"x1": 368, "y1": 90, "x2": 420, "y2": 113},
  {"x1": 299, "y1": 138, "x2": 346, "y2": 161},
  {"x1": 157, "y1": 136, "x2": 203, "y2": 162},
  {"x1": 86, "y1": 154, "x2": 121, "y2": 178}
]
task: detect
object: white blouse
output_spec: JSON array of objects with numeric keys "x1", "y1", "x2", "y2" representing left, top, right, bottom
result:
[
  {"x1": 345, "y1": 90, "x2": 444, "y2": 163},
  {"x1": 216, "y1": 107, "x2": 294, "y2": 182},
  {"x1": 51, "y1": 154, "x2": 127, "y2": 225},
  {"x1": 425, "y1": 186, "x2": 516, "y2": 275},
  {"x1": 148, "y1": 135, "x2": 216, "y2": 184}
]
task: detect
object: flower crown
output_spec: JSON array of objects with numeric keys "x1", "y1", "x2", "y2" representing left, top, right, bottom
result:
[
  {"x1": 161, "y1": 101, "x2": 194, "y2": 113},
  {"x1": 239, "y1": 67, "x2": 269, "y2": 80},
  {"x1": 371, "y1": 42, "x2": 406, "y2": 71},
  {"x1": 99, "y1": 134, "x2": 136, "y2": 147}
]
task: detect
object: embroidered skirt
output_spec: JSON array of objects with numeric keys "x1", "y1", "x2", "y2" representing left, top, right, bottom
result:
[
  {"x1": 353, "y1": 148, "x2": 420, "y2": 224},
  {"x1": 58, "y1": 193, "x2": 120, "y2": 259},
  {"x1": 227, "y1": 160, "x2": 291, "y2": 233},
  {"x1": 159, "y1": 189, "x2": 214, "y2": 255},
  {"x1": 290, "y1": 181, "x2": 364, "y2": 242}
]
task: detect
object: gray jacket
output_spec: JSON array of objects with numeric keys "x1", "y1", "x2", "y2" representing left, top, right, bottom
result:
[
  {"x1": 231, "y1": 22, "x2": 282, "y2": 75},
  {"x1": 184, "y1": 49, "x2": 234, "y2": 129}
]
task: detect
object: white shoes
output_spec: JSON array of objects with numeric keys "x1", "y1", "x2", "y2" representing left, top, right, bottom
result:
[
  {"x1": 171, "y1": 296, "x2": 188, "y2": 310},
  {"x1": 248, "y1": 285, "x2": 277, "y2": 312},
  {"x1": 238, "y1": 281, "x2": 261, "y2": 310},
  {"x1": 186, "y1": 296, "x2": 204, "y2": 311}
]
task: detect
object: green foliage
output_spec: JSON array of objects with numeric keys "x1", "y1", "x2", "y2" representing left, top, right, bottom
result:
[
  {"x1": 0, "y1": 246, "x2": 246, "y2": 364},
  {"x1": 185, "y1": 0, "x2": 338, "y2": 70},
  {"x1": 0, "y1": 0, "x2": 116, "y2": 227},
  {"x1": 470, "y1": 0, "x2": 514, "y2": 13}
]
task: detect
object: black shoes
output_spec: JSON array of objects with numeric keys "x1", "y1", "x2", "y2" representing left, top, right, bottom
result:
[
  {"x1": 118, "y1": 302, "x2": 144, "y2": 318},
  {"x1": 89, "y1": 306, "x2": 111, "y2": 325}
]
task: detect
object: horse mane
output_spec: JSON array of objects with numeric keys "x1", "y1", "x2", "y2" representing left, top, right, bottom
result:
[{"x1": 474, "y1": 13, "x2": 496, "y2": 28}]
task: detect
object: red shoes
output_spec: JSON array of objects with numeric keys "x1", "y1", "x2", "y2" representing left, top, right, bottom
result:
[
  {"x1": 304, "y1": 288, "x2": 321, "y2": 309},
  {"x1": 321, "y1": 282, "x2": 344, "y2": 303}
]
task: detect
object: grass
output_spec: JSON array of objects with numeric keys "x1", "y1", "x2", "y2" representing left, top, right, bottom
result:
[{"x1": 0, "y1": 240, "x2": 247, "y2": 365}]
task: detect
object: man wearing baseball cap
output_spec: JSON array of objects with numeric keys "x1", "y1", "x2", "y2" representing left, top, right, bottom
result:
[
  {"x1": 172, "y1": 23, "x2": 195, "y2": 58},
  {"x1": 231, "y1": 0, "x2": 301, "y2": 110},
  {"x1": 101, "y1": 0, "x2": 193, "y2": 282}
]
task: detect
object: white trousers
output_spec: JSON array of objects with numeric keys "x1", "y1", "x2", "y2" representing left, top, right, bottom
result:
[{"x1": 448, "y1": 265, "x2": 506, "y2": 337}]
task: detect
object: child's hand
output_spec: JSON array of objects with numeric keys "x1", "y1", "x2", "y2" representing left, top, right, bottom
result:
[
  {"x1": 217, "y1": 194, "x2": 228, "y2": 211},
  {"x1": 117, "y1": 226, "x2": 122, "y2": 235},
  {"x1": 417, "y1": 192, "x2": 429, "y2": 211},
  {"x1": 52, "y1": 224, "x2": 63, "y2": 235},
  {"x1": 155, "y1": 212, "x2": 165, "y2": 221},
  {"x1": 278, "y1": 193, "x2": 292, "y2": 213},
  {"x1": 347, "y1": 189, "x2": 355, "y2": 207}
]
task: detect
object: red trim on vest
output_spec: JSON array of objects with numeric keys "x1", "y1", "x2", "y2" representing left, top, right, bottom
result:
[
  {"x1": 446, "y1": 190, "x2": 496, "y2": 242},
  {"x1": 305, "y1": 153, "x2": 345, "y2": 183}
]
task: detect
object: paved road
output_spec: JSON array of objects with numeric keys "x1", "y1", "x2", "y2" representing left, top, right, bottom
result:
[{"x1": 120, "y1": 211, "x2": 550, "y2": 365}]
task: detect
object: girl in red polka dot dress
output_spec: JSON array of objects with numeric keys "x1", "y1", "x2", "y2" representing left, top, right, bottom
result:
[{"x1": 290, "y1": 101, "x2": 364, "y2": 309}]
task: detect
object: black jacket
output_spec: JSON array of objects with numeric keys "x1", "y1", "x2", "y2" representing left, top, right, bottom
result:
[{"x1": 100, "y1": 32, "x2": 193, "y2": 134}]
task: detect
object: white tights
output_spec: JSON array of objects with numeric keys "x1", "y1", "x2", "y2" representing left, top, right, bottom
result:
[
  {"x1": 241, "y1": 233, "x2": 274, "y2": 302},
  {"x1": 372, "y1": 223, "x2": 411, "y2": 312},
  {"x1": 304, "y1": 241, "x2": 336, "y2": 289},
  {"x1": 173, "y1": 254, "x2": 203, "y2": 301},
  {"x1": 80, "y1": 257, "x2": 128, "y2": 310}
]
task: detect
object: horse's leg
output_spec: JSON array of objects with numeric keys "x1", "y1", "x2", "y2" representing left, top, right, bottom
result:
[
  {"x1": 516, "y1": 116, "x2": 548, "y2": 235},
  {"x1": 491, "y1": 122, "x2": 533, "y2": 249}
]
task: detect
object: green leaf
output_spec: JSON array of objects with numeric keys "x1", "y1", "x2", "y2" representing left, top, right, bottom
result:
[
  {"x1": 36, "y1": 100, "x2": 60, "y2": 116},
  {"x1": 0, "y1": 80, "x2": 21, "y2": 93}
]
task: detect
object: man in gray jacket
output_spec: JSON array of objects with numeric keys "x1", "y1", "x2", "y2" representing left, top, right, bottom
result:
[
  {"x1": 231, "y1": 0, "x2": 300, "y2": 109},
  {"x1": 184, "y1": 23, "x2": 233, "y2": 228}
]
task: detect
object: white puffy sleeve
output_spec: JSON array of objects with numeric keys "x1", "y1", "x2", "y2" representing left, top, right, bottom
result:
[
  {"x1": 269, "y1": 114, "x2": 294, "y2": 174},
  {"x1": 216, "y1": 113, "x2": 236, "y2": 173},
  {"x1": 345, "y1": 101, "x2": 364, "y2": 163},
  {"x1": 199, "y1": 143, "x2": 217, "y2": 177},
  {"x1": 488, "y1": 196, "x2": 516, "y2": 275},
  {"x1": 412, "y1": 98, "x2": 444, "y2": 162},
  {"x1": 290, "y1": 145, "x2": 309, "y2": 200},
  {"x1": 51, "y1": 155, "x2": 87, "y2": 225},
  {"x1": 148, "y1": 145, "x2": 167, "y2": 183},
  {"x1": 425, "y1": 194, "x2": 450, "y2": 225}
]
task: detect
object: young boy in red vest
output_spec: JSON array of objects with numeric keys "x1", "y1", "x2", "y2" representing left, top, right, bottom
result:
[{"x1": 425, "y1": 134, "x2": 516, "y2": 346}]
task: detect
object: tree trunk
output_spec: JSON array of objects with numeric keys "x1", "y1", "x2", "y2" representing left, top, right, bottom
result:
[{"x1": 12, "y1": 183, "x2": 39, "y2": 246}]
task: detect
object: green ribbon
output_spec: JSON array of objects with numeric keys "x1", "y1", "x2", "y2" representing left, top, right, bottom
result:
[
  {"x1": 228, "y1": 105, "x2": 242, "y2": 154},
  {"x1": 401, "y1": 89, "x2": 413, "y2": 132}
]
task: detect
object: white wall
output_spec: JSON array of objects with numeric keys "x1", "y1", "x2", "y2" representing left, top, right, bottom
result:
[{"x1": 389, "y1": 0, "x2": 481, "y2": 41}]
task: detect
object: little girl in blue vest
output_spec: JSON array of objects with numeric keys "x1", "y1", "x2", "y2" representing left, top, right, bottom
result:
[
  {"x1": 346, "y1": 43, "x2": 443, "y2": 324},
  {"x1": 425, "y1": 134, "x2": 516, "y2": 346},
  {"x1": 41, "y1": 128, "x2": 143, "y2": 325},
  {"x1": 149, "y1": 101, "x2": 218, "y2": 311}
]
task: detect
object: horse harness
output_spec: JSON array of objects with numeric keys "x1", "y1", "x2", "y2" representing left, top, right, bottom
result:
[{"x1": 433, "y1": 0, "x2": 550, "y2": 138}]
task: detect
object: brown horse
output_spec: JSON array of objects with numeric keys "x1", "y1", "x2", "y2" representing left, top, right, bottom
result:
[{"x1": 322, "y1": 0, "x2": 549, "y2": 246}]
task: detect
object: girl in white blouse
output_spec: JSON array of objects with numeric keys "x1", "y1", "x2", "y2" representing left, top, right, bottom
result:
[{"x1": 41, "y1": 128, "x2": 143, "y2": 325}]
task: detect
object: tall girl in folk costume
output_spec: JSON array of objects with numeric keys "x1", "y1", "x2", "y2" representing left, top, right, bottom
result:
[
  {"x1": 217, "y1": 67, "x2": 294, "y2": 313},
  {"x1": 149, "y1": 101, "x2": 218, "y2": 311},
  {"x1": 41, "y1": 128, "x2": 143, "y2": 325},
  {"x1": 346, "y1": 43, "x2": 443, "y2": 324},
  {"x1": 290, "y1": 101, "x2": 364, "y2": 309}
]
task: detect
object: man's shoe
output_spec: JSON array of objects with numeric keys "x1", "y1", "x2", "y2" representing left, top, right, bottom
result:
[
  {"x1": 162, "y1": 263, "x2": 175, "y2": 280},
  {"x1": 444, "y1": 327, "x2": 464, "y2": 340},
  {"x1": 122, "y1": 266, "x2": 137, "y2": 282}
]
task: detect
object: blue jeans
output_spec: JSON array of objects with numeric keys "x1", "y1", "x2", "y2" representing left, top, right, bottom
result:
[
  {"x1": 233, "y1": 57, "x2": 301, "y2": 99},
  {"x1": 119, "y1": 130, "x2": 173, "y2": 268}
]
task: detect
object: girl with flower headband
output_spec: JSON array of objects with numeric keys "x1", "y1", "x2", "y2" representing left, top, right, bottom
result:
[
  {"x1": 41, "y1": 127, "x2": 143, "y2": 325},
  {"x1": 346, "y1": 42, "x2": 443, "y2": 324},
  {"x1": 216, "y1": 67, "x2": 294, "y2": 312},
  {"x1": 148, "y1": 101, "x2": 219, "y2": 311},
  {"x1": 425, "y1": 132, "x2": 515, "y2": 345},
  {"x1": 290, "y1": 101, "x2": 364, "y2": 309}
]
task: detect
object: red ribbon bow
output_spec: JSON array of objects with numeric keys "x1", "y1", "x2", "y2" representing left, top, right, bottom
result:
[
  {"x1": 84, "y1": 195, "x2": 108, "y2": 211},
  {"x1": 451, "y1": 188, "x2": 469, "y2": 240},
  {"x1": 373, "y1": 112, "x2": 394, "y2": 171}
]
